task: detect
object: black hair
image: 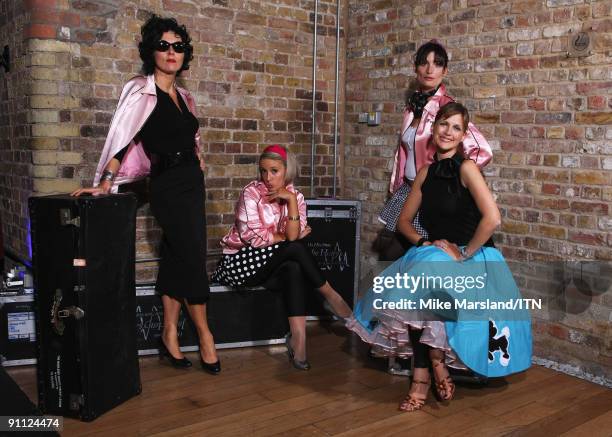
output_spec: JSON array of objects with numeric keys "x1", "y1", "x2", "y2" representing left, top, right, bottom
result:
[
  {"x1": 138, "y1": 15, "x2": 193, "y2": 75},
  {"x1": 414, "y1": 41, "x2": 448, "y2": 69}
]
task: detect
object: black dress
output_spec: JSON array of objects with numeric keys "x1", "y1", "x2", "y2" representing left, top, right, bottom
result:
[
  {"x1": 138, "y1": 85, "x2": 209, "y2": 304},
  {"x1": 348, "y1": 152, "x2": 533, "y2": 377},
  {"x1": 419, "y1": 153, "x2": 494, "y2": 248}
]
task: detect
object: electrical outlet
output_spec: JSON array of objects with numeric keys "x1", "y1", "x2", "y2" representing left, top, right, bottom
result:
[{"x1": 367, "y1": 112, "x2": 381, "y2": 126}]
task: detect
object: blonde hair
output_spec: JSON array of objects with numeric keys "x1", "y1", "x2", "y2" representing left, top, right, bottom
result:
[{"x1": 258, "y1": 145, "x2": 297, "y2": 185}]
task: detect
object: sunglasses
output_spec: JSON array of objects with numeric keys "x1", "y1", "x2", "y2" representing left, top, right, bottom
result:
[{"x1": 154, "y1": 40, "x2": 187, "y2": 53}]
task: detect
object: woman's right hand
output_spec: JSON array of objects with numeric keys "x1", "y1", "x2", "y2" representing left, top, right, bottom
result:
[
  {"x1": 432, "y1": 239, "x2": 460, "y2": 260},
  {"x1": 71, "y1": 181, "x2": 112, "y2": 197},
  {"x1": 298, "y1": 225, "x2": 311, "y2": 240},
  {"x1": 266, "y1": 187, "x2": 296, "y2": 204}
]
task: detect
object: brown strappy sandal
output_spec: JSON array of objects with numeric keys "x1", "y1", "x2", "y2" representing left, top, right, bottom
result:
[
  {"x1": 431, "y1": 358, "x2": 455, "y2": 401},
  {"x1": 398, "y1": 377, "x2": 430, "y2": 412}
]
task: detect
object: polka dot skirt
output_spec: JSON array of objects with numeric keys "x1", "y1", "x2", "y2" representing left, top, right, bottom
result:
[{"x1": 211, "y1": 244, "x2": 281, "y2": 287}]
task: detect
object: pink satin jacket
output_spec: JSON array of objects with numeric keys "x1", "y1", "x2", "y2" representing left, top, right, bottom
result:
[
  {"x1": 92, "y1": 74, "x2": 201, "y2": 193},
  {"x1": 389, "y1": 84, "x2": 492, "y2": 193},
  {"x1": 221, "y1": 181, "x2": 308, "y2": 254}
]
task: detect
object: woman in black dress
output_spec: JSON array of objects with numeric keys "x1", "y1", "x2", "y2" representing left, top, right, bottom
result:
[
  {"x1": 348, "y1": 103, "x2": 531, "y2": 411},
  {"x1": 72, "y1": 16, "x2": 220, "y2": 373}
]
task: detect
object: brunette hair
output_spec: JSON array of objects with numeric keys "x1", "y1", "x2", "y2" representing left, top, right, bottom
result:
[
  {"x1": 414, "y1": 40, "x2": 448, "y2": 69},
  {"x1": 138, "y1": 15, "x2": 194, "y2": 75},
  {"x1": 434, "y1": 102, "x2": 470, "y2": 132}
]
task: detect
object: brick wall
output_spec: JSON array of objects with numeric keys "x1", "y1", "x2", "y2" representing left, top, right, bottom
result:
[
  {"x1": 1, "y1": 0, "x2": 124, "y2": 261},
  {"x1": 344, "y1": 0, "x2": 611, "y2": 383},
  {"x1": 1, "y1": 0, "x2": 609, "y2": 384},
  {"x1": 1, "y1": 0, "x2": 346, "y2": 281},
  {"x1": 0, "y1": 1, "x2": 32, "y2": 260}
]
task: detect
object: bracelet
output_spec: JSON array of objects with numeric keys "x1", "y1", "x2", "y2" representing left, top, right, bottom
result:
[
  {"x1": 287, "y1": 215, "x2": 300, "y2": 221},
  {"x1": 100, "y1": 170, "x2": 115, "y2": 182},
  {"x1": 416, "y1": 237, "x2": 428, "y2": 247},
  {"x1": 459, "y1": 246, "x2": 472, "y2": 261}
]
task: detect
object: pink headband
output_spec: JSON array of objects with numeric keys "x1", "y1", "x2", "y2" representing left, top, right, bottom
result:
[{"x1": 262, "y1": 144, "x2": 287, "y2": 161}]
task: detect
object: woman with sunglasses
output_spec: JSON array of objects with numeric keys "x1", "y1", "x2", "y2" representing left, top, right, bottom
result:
[
  {"x1": 72, "y1": 15, "x2": 220, "y2": 374},
  {"x1": 378, "y1": 40, "x2": 493, "y2": 260}
]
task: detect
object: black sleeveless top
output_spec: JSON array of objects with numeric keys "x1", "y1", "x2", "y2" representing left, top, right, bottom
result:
[
  {"x1": 113, "y1": 85, "x2": 198, "y2": 162},
  {"x1": 420, "y1": 153, "x2": 495, "y2": 247},
  {"x1": 138, "y1": 85, "x2": 199, "y2": 155}
]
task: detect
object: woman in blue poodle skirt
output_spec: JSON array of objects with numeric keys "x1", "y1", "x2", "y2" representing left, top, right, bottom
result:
[{"x1": 347, "y1": 102, "x2": 532, "y2": 412}]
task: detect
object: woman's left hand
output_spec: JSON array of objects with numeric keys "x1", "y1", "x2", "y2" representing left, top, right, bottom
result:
[
  {"x1": 432, "y1": 239, "x2": 461, "y2": 260},
  {"x1": 198, "y1": 155, "x2": 206, "y2": 172},
  {"x1": 298, "y1": 225, "x2": 311, "y2": 239},
  {"x1": 266, "y1": 187, "x2": 296, "y2": 203}
]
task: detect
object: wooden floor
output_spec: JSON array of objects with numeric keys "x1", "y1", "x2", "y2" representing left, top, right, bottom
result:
[{"x1": 7, "y1": 322, "x2": 612, "y2": 437}]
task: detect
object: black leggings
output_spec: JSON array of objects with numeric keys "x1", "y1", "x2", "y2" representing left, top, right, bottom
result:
[
  {"x1": 243, "y1": 241, "x2": 326, "y2": 317},
  {"x1": 409, "y1": 328, "x2": 432, "y2": 369}
]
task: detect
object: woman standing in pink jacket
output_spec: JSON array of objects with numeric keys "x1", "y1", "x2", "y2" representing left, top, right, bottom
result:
[
  {"x1": 212, "y1": 145, "x2": 352, "y2": 371},
  {"x1": 379, "y1": 40, "x2": 492, "y2": 260},
  {"x1": 72, "y1": 15, "x2": 219, "y2": 374}
]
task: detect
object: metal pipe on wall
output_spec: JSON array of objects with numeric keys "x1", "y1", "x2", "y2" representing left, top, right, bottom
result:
[
  {"x1": 310, "y1": 0, "x2": 319, "y2": 195},
  {"x1": 332, "y1": 0, "x2": 341, "y2": 198}
]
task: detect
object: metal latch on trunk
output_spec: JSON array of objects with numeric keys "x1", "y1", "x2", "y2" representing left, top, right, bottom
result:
[
  {"x1": 59, "y1": 208, "x2": 80, "y2": 227},
  {"x1": 51, "y1": 289, "x2": 85, "y2": 336},
  {"x1": 57, "y1": 306, "x2": 85, "y2": 320},
  {"x1": 69, "y1": 394, "x2": 84, "y2": 411},
  {"x1": 51, "y1": 289, "x2": 65, "y2": 335}
]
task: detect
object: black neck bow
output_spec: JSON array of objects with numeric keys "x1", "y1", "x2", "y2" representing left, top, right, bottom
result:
[
  {"x1": 432, "y1": 153, "x2": 464, "y2": 194},
  {"x1": 407, "y1": 86, "x2": 439, "y2": 118}
]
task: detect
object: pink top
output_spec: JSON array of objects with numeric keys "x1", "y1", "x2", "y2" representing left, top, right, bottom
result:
[
  {"x1": 92, "y1": 74, "x2": 201, "y2": 193},
  {"x1": 389, "y1": 84, "x2": 492, "y2": 193},
  {"x1": 220, "y1": 181, "x2": 308, "y2": 254}
]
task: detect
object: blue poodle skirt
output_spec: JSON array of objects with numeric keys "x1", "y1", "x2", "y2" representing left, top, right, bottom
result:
[{"x1": 347, "y1": 245, "x2": 532, "y2": 377}]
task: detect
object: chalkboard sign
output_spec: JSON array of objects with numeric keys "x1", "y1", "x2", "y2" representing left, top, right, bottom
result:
[
  {"x1": 1, "y1": 287, "x2": 289, "y2": 365},
  {"x1": 135, "y1": 289, "x2": 199, "y2": 354},
  {"x1": 303, "y1": 199, "x2": 361, "y2": 315},
  {"x1": 135, "y1": 286, "x2": 288, "y2": 354}
]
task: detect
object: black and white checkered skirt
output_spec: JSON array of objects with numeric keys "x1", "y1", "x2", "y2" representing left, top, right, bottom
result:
[
  {"x1": 211, "y1": 244, "x2": 281, "y2": 287},
  {"x1": 379, "y1": 182, "x2": 428, "y2": 238}
]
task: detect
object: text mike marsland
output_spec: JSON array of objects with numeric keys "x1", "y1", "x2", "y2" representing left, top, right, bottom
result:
[{"x1": 372, "y1": 298, "x2": 542, "y2": 311}]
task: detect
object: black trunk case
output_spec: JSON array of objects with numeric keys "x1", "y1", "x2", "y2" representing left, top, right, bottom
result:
[{"x1": 29, "y1": 194, "x2": 141, "y2": 421}]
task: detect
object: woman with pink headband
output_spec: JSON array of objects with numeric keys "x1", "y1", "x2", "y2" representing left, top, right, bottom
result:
[
  {"x1": 379, "y1": 40, "x2": 492, "y2": 260},
  {"x1": 212, "y1": 145, "x2": 352, "y2": 370}
]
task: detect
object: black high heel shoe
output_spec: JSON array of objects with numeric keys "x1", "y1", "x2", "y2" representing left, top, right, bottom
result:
[
  {"x1": 200, "y1": 349, "x2": 221, "y2": 375},
  {"x1": 285, "y1": 333, "x2": 310, "y2": 371},
  {"x1": 158, "y1": 337, "x2": 192, "y2": 369}
]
